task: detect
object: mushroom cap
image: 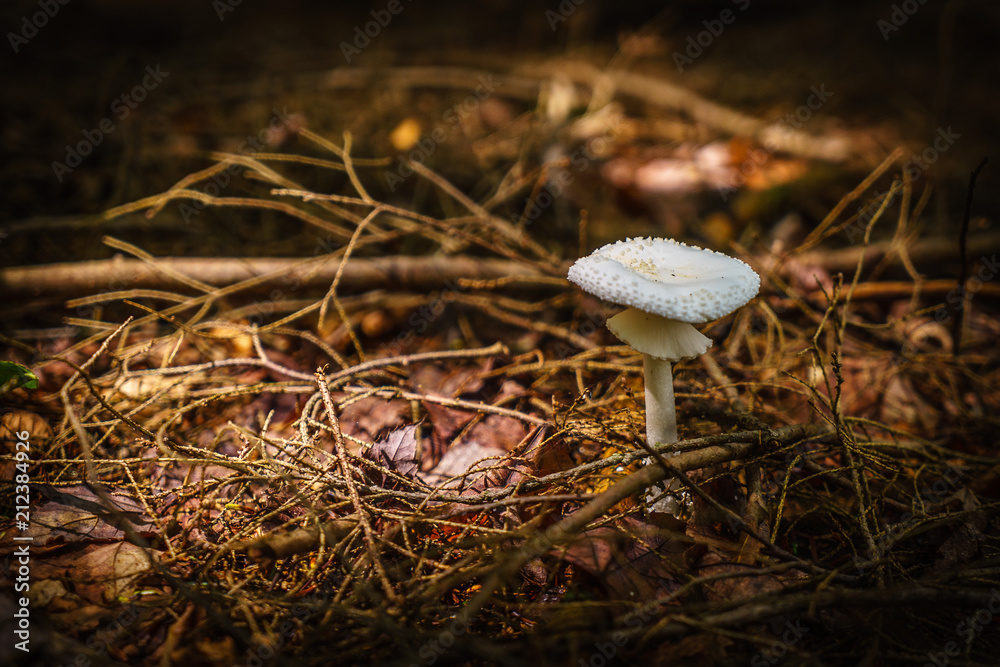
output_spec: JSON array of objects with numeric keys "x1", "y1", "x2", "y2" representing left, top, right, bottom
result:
[{"x1": 567, "y1": 237, "x2": 760, "y2": 323}]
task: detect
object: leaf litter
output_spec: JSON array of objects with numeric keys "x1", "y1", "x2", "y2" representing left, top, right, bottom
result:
[{"x1": 1, "y1": 90, "x2": 999, "y2": 667}]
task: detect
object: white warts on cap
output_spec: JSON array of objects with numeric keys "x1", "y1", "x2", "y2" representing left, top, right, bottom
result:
[{"x1": 567, "y1": 237, "x2": 760, "y2": 324}]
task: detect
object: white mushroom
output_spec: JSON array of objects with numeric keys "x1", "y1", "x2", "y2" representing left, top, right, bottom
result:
[{"x1": 568, "y1": 237, "x2": 760, "y2": 514}]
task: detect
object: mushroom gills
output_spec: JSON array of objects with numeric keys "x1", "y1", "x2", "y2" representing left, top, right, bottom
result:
[{"x1": 606, "y1": 308, "x2": 712, "y2": 361}]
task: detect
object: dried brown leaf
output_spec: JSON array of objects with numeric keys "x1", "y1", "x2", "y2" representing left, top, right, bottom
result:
[
  {"x1": 695, "y1": 550, "x2": 789, "y2": 603},
  {"x1": 559, "y1": 519, "x2": 680, "y2": 601},
  {"x1": 465, "y1": 414, "x2": 529, "y2": 454},
  {"x1": 71, "y1": 541, "x2": 156, "y2": 604},
  {"x1": 408, "y1": 362, "x2": 488, "y2": 398},
  {"x1": 7, "y1": 485, "x2": 156, "y2": 547},
  {"x1": 364, "y1": 424, "x2": 419, "y2": 485},
  {"x1": 419, "y1": 440, "x2": 506, "y2": 489},
  {"x1": 339, "y1": 395, "x2": 410, "y2": 442}
]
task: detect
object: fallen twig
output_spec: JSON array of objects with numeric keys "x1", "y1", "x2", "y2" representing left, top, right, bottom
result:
[{"x1": 1, "y1": 255, "x2": 557, "y2": 299}]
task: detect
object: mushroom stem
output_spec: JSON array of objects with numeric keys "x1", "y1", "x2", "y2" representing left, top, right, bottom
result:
[
  {"x1": 643, "y1": 353, "x2": 684, "y2": 515},
  {"x1": 643, "y1": 353, "x2": 678, "y2": 446}
]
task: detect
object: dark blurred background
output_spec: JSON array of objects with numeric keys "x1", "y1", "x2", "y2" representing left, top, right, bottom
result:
[{"x1": 2, "y1": 0, "x2": 998, "y2": 265}]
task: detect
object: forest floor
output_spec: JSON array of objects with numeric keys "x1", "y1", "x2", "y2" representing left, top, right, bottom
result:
[{"x1": 2, "y1": 3, "x2": 1000, "y2": 666}]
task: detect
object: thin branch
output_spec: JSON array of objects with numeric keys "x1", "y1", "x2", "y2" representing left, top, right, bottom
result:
[
  {"x1": 1, "y1": 255, "x2": 556, "y2": 299},
  {"x1": 953, "y1": 156, "x2": 989, "y2": 357}
]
